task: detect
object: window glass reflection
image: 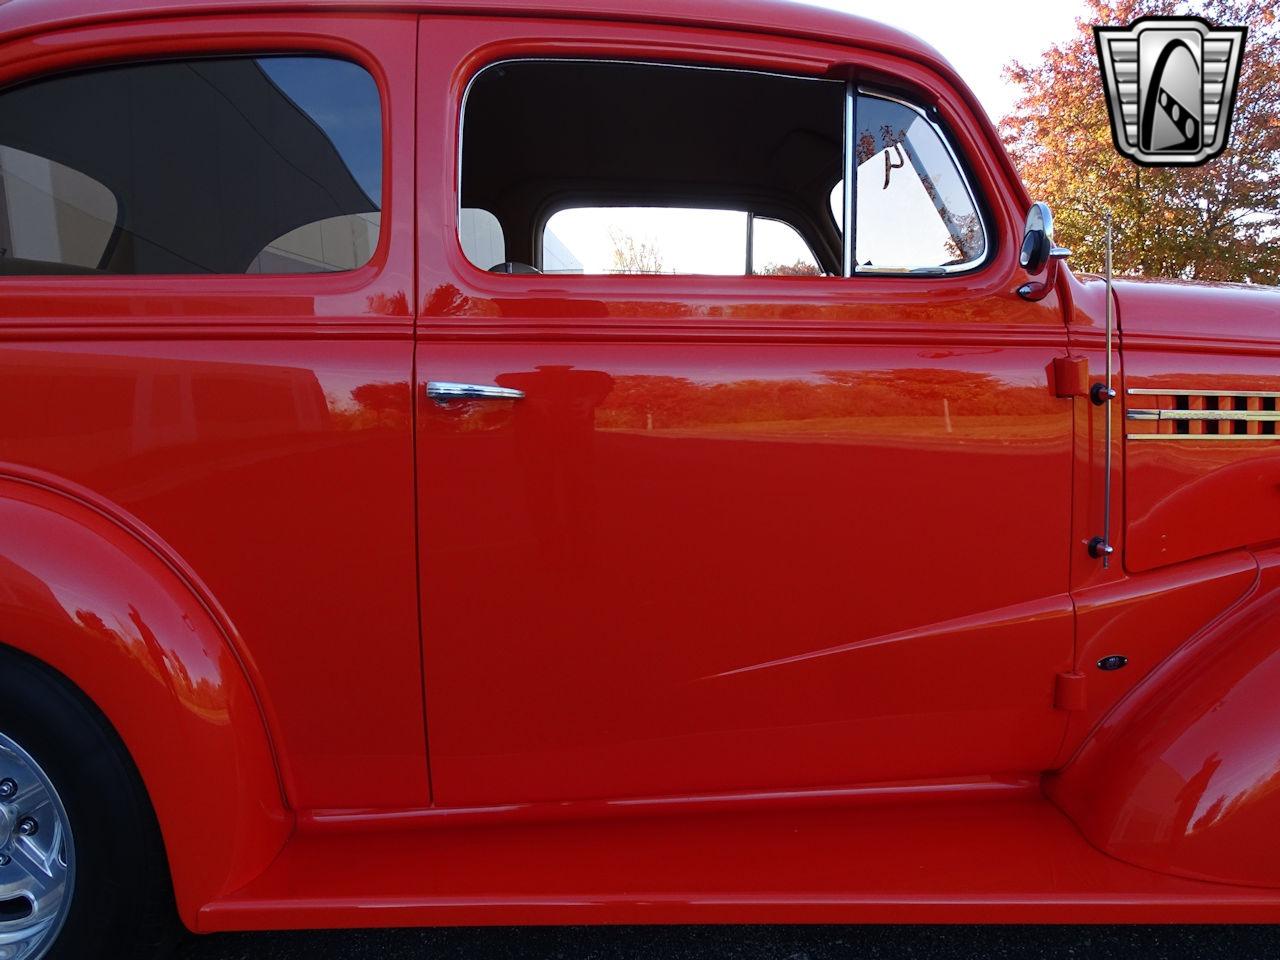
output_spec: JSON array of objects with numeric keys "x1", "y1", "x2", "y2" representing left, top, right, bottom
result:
[{"x1": 0, "y1": 56, "x2": 382, "y2": 276}]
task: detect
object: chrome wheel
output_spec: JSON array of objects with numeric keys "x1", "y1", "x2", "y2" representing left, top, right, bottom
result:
[{"x1": 0, "y1": 732, "x2": 73, "y2": 960}]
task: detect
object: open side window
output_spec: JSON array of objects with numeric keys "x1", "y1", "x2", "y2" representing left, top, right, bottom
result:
[
  {"x1": 460, "y1": 59, "x2": 844, "y2": 277},
  {"x1": 458, "y1": 59, "x2": 989, "y2": 280}
]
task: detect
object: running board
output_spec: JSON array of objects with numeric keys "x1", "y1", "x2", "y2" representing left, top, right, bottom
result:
[{"x1": 199, "y1": 788, "x2": 1280, "y2": 929}]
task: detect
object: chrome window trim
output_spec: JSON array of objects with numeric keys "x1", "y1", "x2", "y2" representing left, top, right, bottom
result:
[
  {"x1": 851, "y1": 87, "x2": 991, "y2": 275},
  {"x1": 842, "y1": 80, "x2": 856, "y2": 278}
]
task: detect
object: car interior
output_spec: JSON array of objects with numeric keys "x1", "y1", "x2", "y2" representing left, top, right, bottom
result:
[{"x1": 460, "y1": 59, "x2": 847, "y2": 275}]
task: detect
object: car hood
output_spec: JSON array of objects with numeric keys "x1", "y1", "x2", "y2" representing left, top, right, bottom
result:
[{"x1": 1109, "y1": 276, "x2": 1280, "y2": 345}]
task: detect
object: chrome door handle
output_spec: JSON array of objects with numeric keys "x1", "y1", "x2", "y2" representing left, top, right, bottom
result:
[{"x1": 425, "y1": 381, "x2": 524, "y2": 403}]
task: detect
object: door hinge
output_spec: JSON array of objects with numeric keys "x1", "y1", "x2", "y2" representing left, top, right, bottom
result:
[
  {"x1": 1054, "y1": 671, "x2": 1087, "y2": 712},
  {"x1": 1051, "y1": 356, "x2": 1089, "y2": 398}
]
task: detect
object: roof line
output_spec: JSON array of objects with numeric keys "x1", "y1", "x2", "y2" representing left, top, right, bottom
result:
[{"x1": 0, "y1": 0, "x2": 1030, "y2": 211}]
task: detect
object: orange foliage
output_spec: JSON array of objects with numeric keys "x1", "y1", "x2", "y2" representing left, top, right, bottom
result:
[{"x1": 1001, "y1": 0, "x2": 1280, "y2": 283}]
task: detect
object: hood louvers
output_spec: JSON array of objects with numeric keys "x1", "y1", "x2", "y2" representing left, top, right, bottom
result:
[{"x1": 1127, "y1": 388, "x2": 1280, "y2": 440}]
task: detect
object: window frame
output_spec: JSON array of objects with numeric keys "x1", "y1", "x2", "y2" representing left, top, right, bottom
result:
[
  {"x1": 747, "y1": 213, "x2": 826, "y2": 277},
  {"x1": 845, "y1": 86, "x2": 992, "y2": 277},
  {"x1": 457, "y1": 57, "x2": 847, "y2": 280},
  {"x1": 456, "y1": 57, "x2": 993, "y2": 284},
  {"x1": 0, "y1": 51, "x2": 386, "y2": 279},
  {"x1": 0, "y1": 11, "x2": 410, "y2": 312}
]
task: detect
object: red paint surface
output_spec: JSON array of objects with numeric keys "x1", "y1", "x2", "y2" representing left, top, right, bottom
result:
[
  {"x1": 200, "y1": 786, "x2": 1280, "y2": 929},
  {"x1": 1050, "y1": 549, "x2": 1280, "y2": 888},
  {"x1": 0, "y1": 13, "x2": 427, "y2": 817},
  {"x1": 0, "y1": 0, "x2": 1278, "y2": 930},
  {"x1": 0, "y1": 476, "x2": 291, "y2": 919},
  {"x1": 1119, "y1": 278, "x2": 1280, "y2": 572}
]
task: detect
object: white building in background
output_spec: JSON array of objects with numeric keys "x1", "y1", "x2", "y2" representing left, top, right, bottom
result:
[
  {"x1": 543, "y1": 230, "x2": 583, "y2": 274},
  {"x1": 249, "y1": 212, "x2": 381, "y2": 274}
]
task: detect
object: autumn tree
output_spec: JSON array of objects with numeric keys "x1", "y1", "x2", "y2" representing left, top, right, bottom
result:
[
  {"x1": 1001, "y1": 0, "x2": 1280, "y2": 282},
  {"x1": 609, "y1": 228, "x2": 665, "y2": 274},
  {"x1": 757, "y1": 259, "x2": 823, "y2": 276}
]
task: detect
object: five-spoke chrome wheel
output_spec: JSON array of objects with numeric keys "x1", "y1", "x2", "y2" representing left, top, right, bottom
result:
[{"x1": 0, "y1": 731, "x2": 73, "y2": 960}]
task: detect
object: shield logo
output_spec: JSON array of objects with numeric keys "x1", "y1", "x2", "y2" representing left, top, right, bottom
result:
[{"x1": 1095, "y1": 16, "x2": 1247, "y2": 166}]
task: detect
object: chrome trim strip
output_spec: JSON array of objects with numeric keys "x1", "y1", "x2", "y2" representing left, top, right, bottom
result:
[
  {"x1": 426, "y1": 382, "x2": 525, "y2": 402},
  {"x1": 1126, "y1": 433, "x2": 1280, "y2": 441},
  {"x1": 465, "y1": 56, "x2": 847, "y2": 87},
  {"x1": 842, "y1": 80, "x2": 856, "y2": 279},
  {"x1": 1127, "y1": 388, "x2": 1280, "y2": 398},
  {"x1": 1100, "y1": 218, "x2": 1115, "y2": 568},
  {"x1": 1128, "y1": 409, "x2": 1280, "y2": 422}
]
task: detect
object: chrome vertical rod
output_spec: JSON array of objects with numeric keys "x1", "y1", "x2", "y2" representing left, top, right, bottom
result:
[
  {"x1": 1102, "y1": 216, "x2": 1115, "y2": 568},
  {"x1": 842, "y1": 80, "x2": 856, "y2": 278}
]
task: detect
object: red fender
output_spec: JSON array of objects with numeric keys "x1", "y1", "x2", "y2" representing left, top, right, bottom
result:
[
  {"x1": 1048, "y1": 548, "x2": 1280, "y2": 888},
  {"x1": 0, "y1": 473, "x2": 291, "y2": 924}
]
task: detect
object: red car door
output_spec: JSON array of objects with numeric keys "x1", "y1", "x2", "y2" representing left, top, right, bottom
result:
[
  {"x1": 0, "y1": 14, "x2": 426, "y2": 813},
  {"x1": 413, "y1": 16, "x2": 1075, "y2": 806}
]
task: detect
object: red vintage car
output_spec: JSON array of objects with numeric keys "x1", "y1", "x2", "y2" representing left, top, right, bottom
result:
[{"x1": 0, "y1": 0, "x2": 1278, "y2": 956}]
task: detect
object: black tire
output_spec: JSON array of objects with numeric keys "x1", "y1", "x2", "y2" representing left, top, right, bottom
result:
[{"x1": 0, "y1": 646, "x2": 180, "y2": 960}]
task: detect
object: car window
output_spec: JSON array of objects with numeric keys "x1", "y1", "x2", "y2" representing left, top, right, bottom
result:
[
  {"x1": 0, "y1": 55, "x2": 382, "y2": 276},
  {"x1": 460, "y1": 60, "x2": 988, "y2": 282},
  {"x1": 0, "y1": 145, "x2": 117, "y2": 273},
  {"x1": 545, "y1": 207, "x2": 741, "y2": 276},
  {"x1": 830, "y1": 93, "x2": 987, "y2": 273},
  {"x1": 461, "y1": 60, "x2": 844, "y2": 277},
  {"x1": 752, "y1": 217, "x2": 823, "y2": 276},
  {"x1": 459, "y1": 208, "x2": 507, "y2": 272},
  {"x1": 541, "y1": 207, "x2": 823, "y2": 277},
  {"x1": 249, "y1": 213, "x2": 382, "y2": 274}
]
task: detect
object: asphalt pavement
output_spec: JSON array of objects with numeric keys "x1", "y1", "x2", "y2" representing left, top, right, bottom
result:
[{"x1": 176, "y1": 926, "x2": 1280, "y2": 959}]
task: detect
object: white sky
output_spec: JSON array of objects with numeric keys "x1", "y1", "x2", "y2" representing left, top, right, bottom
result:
[
  {"x1": 537, "y1": 2, "x2": 1092, "y2": 274},
  {"x1": 798, "y1": 0, "x2": 1091, "y2": 121}
]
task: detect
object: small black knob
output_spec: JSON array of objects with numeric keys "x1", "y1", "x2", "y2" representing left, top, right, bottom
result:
[
  {"x1": 1090, "y1": 383, "x2": 1117, "y2": 406},
  {"x1": 1098, "y1": 655, "x2": 1129, "y2": 672}
]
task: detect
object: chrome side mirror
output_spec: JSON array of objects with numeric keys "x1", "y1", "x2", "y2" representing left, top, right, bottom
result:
[
  {"x1": 1018, "y1": 202, "x2": 1072, "y2": 301},
  {"x1": 1019, "y1": 202, "x2": 1071, "y2": 275}
]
